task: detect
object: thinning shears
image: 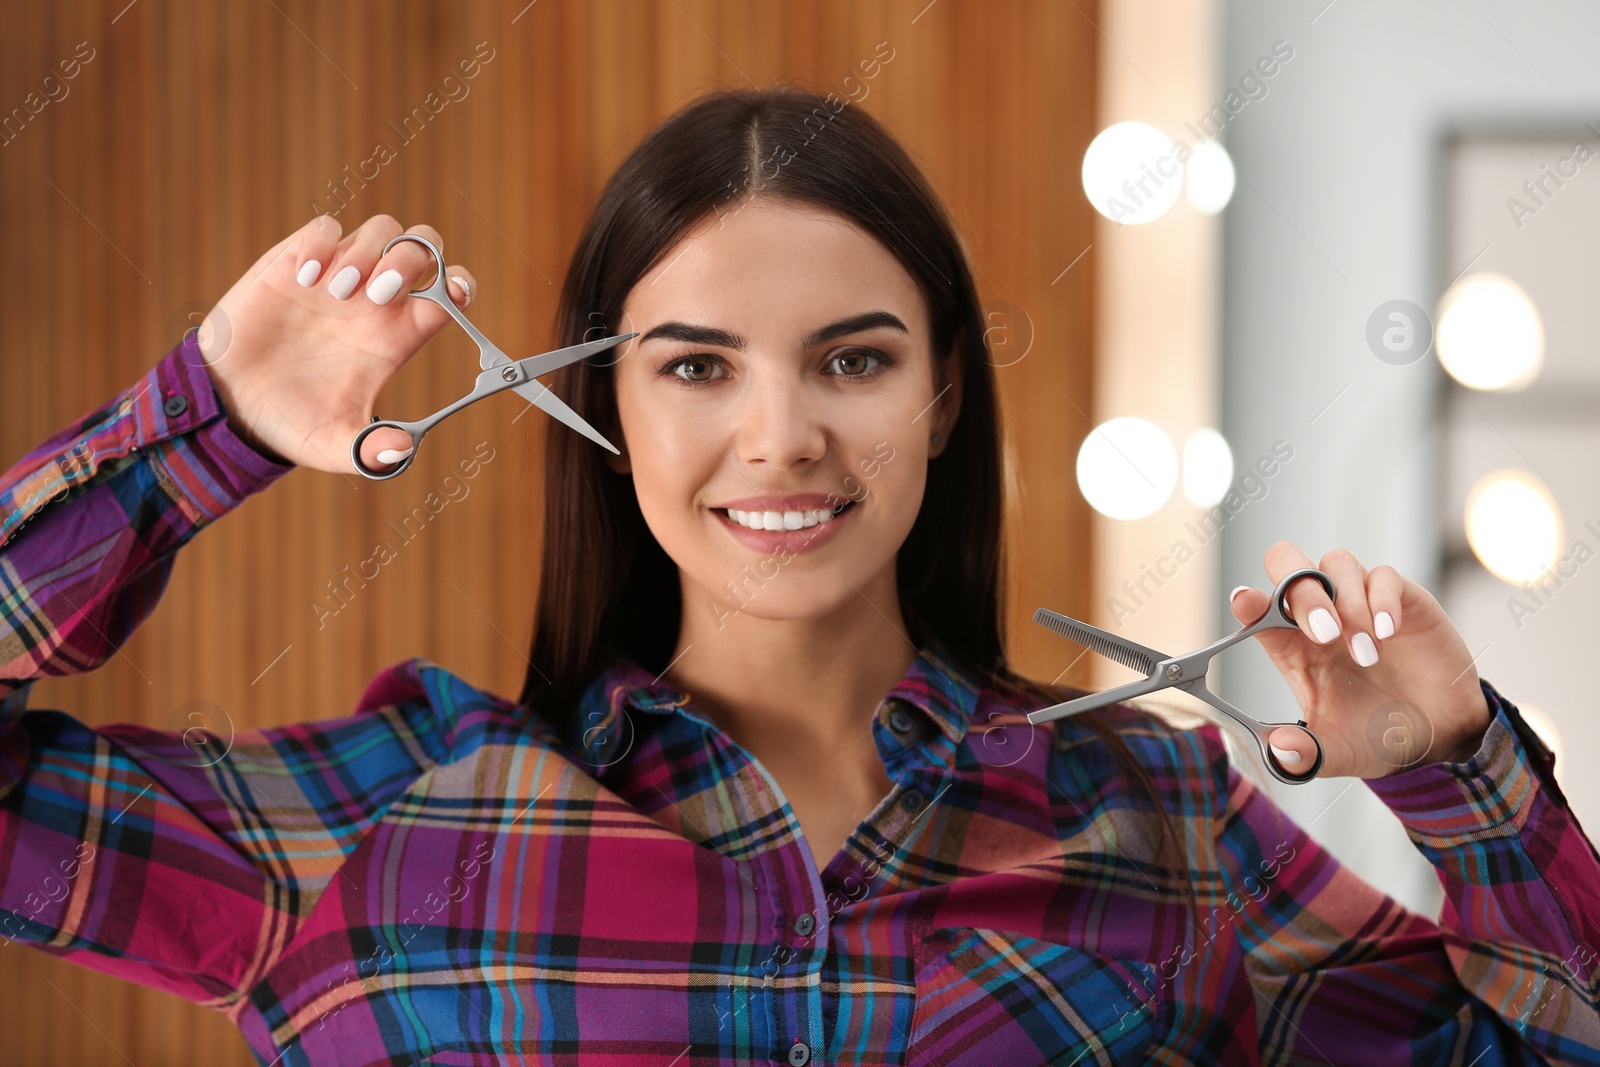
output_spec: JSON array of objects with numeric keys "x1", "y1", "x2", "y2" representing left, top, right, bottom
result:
[
  {"x1": 1026, "y1": 567, "x2": 1334, "y2": 784},
  {"x1": 351, "y1": 233, "x2": 634, "y2": 480}
]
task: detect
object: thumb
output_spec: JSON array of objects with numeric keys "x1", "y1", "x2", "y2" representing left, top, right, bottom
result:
[
  {"x1": 356, "y1": 426, "x2": 416, "y2": 474},
  {"x1": 1267, "y1": 725, "x2": 1318, "y2": 775}
]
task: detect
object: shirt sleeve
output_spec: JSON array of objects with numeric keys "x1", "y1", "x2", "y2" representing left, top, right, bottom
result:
[
  {"x1": 1216, "y1": 678, "x2": 1600, "y2": 1065},
  {"x1": 0, "y1": 335, "x2": 450, "y2": 1008},
  {"x1": 0, "y1": 331, "x2": 296, "y2": 696}
]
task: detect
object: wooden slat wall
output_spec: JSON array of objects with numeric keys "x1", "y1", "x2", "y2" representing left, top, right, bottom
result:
[{"x1": 0, "y1": 2, "x2": 1098, "y2": 1061}]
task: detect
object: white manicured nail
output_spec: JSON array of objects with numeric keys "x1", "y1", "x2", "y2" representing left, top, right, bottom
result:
[
  {"x1": 1270, "y1": 744, "x2": 1303, "y2": 766},
  {"x1": 1351, "y1": 631, "x2": 1379, "y2": 667},
  {"x1": 367, "y1": 269, "x2": 404, "y2": 305},
  {"x1": 328, "y1": 264, "x2": 361, "y2": 300},
  {"x1": 1308, "y1": 607, "x2": 1340, "y2": 643},
  {"x1": 296, "y1": 259, "x2": 322, "y2": 287},
  {"x1": 1374, "y1": 611, "x2": 1394, "y2": 639},
  {"x1": 375, "y1": 447, "x2": 413, "y2": 465},
  {"x1": 450, "y1": 275, "x2": 473, "y2": 307},
  {"x1": 1229, "y1": 585, "x2": 1251, "y2": 602}
]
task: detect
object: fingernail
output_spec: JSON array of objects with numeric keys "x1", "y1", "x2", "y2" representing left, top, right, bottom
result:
[
  {"x1": 1229, "y1": 584, "x2": 1252, "y2": 603},
  {"x1": 449, "y1": 275, "x2": 472, "y2": 307},
  {"x1": 367, "y1": 269, "x2": 404, "y2": 306},
  {"x1": 375, "y1": 447, "x2": 413, "y2": 465},
  {"x1": 1270, "y1": 744, "x2": 1303, "y2": 766},
  {"x1": 1308, "y1": 607, "x2": 1341, "y2": 643},
  {"x1": 296, "y1": 259, "x2": 322, "y2": 287},
  {"x1": 1351, "y1": 631, "x2": 1379, "y2": 667},
  {"x1": 328, "y1": 264, "x2": 361, "y2": 300},
  {"x1": 1374, "y1": 611, "x2": 1394, "y2": 639}
]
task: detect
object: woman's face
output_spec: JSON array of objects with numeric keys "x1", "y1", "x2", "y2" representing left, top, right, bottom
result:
[{"x1": 609, "y1": 197, "x2": 961, "y2": 633}]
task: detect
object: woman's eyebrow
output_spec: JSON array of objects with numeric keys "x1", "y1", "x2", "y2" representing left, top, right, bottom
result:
[
  {"x1": 640, "y1": 310, "x2": 909, "y2": 350},
  {"x1": 800, "y1": 310, "x2": 909, "y2": 347}
]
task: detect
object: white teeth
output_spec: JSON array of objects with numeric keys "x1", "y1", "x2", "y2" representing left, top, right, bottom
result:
[{"x1": 724, "y1": 506, "x2": 843, "y2": 531}]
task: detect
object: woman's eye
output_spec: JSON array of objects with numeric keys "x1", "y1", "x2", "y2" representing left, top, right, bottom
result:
[
  {"x1": 666, "y1": 355, "x2": 727, "y2": 384},
  {"x1": 661, "y1": 348, "x2": 892, "y2": 386},
  {"x1": 827, "y1": 349, "x2": 886, "y2": 378}
]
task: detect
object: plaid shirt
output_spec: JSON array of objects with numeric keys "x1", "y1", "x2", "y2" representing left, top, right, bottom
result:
[{"x1": 3, "y1": 335, "x2": 1599, "y2": 1066}]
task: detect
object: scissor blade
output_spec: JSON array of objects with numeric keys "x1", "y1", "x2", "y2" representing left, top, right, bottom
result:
[
  {"x1": 496, "y1": 334, "x2": 639, "y2": 455},
  {"x1": 1032, "y1": 608, "x2": 1170, "y2": 677},
  {"x1": 1026, "y1": 673, "x2": 1166, "y2": 725},
  {"x1": 504, "y1": 378, "x2": 618, "y2": 454},
  {"x1": 514, "y1": 332, "x2": 639, "y2": 379}
]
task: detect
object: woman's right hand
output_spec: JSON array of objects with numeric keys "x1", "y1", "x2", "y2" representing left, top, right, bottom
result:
[{"x1": 196, "y1": 214, "x2": 478, "y2": 475}]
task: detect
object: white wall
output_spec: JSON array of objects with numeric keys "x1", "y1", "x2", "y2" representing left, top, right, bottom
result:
[{"x1": 1218, "y1": 0, "x2": 1600, "y2": 917}]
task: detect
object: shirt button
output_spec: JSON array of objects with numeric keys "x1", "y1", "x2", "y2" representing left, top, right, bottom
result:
[
  {"x1": 793, "y1": 912, "x2": 815, "y2": 937},
  {"x1": 163, "y1": 395, "x2": 188, "y2": 418},
  {"x1": 900, "y1": 788, "x2": 925, "y2": 813},
  {"x1": 788, "y1": 1042, "x2": 812, "y2": 1066},
  {"x1": 888, "y1": 705, "x2": 916, "y2": 735}
]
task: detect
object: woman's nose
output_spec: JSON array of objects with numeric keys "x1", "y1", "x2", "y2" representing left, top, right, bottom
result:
[{"x1": 731, "y1": 373, "x2": 826, "y2": 470}]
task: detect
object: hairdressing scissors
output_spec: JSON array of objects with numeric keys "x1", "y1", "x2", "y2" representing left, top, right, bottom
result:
[
  {"x1": 350, "y1": 232, "x2": 635, "y2": 480},
  {"x1": 1026, "y1": 567, "x2": 1334, "y2": 784}
]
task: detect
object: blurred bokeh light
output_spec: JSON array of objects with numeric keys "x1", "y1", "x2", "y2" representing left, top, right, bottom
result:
[
  {"x1": 1182, "y1": 427, "x2": 1234, "y2": 506},
  {"x1": 1078, "y1": 417, "x2": 1177, "y2": 519},
  {"x1": 1082, "y1": 121, "x2": 1183, "y2": 224},
  {"x1": 1436, "y1": 272, "x2": 1545, "y2": 391},
  {"x1": 1185, "y1": 140, "x2": 1235, "y2": 215},
  {"x1": 1464, "y1": 469, "x2": 1563, "y2": 584}
]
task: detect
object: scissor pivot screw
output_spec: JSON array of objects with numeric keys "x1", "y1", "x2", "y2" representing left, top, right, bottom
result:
[
  {"x1": 1164, "y1": 663, "x2": 1183, "y2": 680},
  {"x1": 501, "y1": 367, "x2": 519, "y2": 383}
]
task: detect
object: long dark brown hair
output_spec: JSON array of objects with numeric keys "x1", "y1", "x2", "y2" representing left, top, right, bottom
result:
[{"x1": 518, "y1": 83, "x2": 1189, "y2": 877}]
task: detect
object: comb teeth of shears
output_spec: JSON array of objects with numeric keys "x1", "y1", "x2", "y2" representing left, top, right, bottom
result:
[{"x1": 1032, "y1": 608, "x2": 1166, "y2": 678}]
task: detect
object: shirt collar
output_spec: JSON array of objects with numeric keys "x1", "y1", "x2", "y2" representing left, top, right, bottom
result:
[{"x1": 568, "y1": 637, "x2": 983, "y2": 765}]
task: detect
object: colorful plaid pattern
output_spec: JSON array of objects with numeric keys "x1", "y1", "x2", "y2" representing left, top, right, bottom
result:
[{"x1": 2, "y1": 336, "x2": 1599, "y2": 1065}]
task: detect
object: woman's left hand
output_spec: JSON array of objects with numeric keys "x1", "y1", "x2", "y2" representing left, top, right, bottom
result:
[{"x1": 1229, "y1": 542, "x2": 1493, "y2": 780}]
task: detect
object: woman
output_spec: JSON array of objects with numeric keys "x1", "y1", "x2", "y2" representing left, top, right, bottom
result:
[{"x1": 1, "y1": 85, "x2": 1596, "y2": 1066}]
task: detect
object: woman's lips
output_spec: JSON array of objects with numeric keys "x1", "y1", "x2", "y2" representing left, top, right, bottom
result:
[{"x1": 712, "y1": 500, "x2": 857, "y2": 555}]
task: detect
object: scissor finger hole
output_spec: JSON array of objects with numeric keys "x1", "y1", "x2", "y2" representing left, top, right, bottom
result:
[
  {"x1": 1265, "y1": 723, "x2": 1323, "y2": 781},
  {"x1": 351, "y1": 420, "x2": 418, "y2": 479},
  {"x1": 1275, "y1": 567, "x2": 1336, "y2": 624},
  {"x1": 380, "y1": 233, "x2": 451, "y2": 300}
]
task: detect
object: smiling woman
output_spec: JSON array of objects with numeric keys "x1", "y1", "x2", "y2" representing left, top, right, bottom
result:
[
  {"x1": 1, "y1": 83, "x2": 1599, "y2": 1067},
  {"x1": 520, "y1": 87, "x2": 1193, "y2": 883}
]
